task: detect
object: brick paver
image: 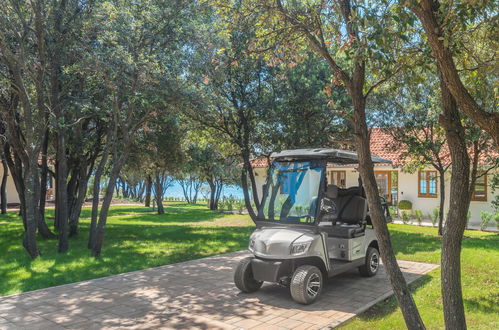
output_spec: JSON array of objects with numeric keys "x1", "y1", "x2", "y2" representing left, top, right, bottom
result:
[{"x1": 0, "y1": 251, "x2": 438, "y2": 329}]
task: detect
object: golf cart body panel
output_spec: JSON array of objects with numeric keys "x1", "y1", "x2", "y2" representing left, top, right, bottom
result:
[{"x1": 235, "y1": 148, "x2": 391, "y2": 304}]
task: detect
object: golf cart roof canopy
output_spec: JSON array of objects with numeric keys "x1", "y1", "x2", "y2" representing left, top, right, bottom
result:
[{"x1": 270, "y1": 148, "x2": 392, "y2": 165}]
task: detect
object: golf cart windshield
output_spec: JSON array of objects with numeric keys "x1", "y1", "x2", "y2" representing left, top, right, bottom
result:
[{"x1": 258, "y1": 161, "x2": 324, "y2": 224}]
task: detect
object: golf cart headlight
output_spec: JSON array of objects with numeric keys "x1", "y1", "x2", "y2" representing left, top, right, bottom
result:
[
  {"x1": 249, "y1": 239, "x2": 255, "y2": 251},
  {"x1": 290, "y1": 241, "x2": 311, "y2": 255}
]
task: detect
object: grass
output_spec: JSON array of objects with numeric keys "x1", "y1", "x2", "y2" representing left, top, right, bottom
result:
[
  {"x1": 1, "y1": 203, "x2": 497, "y2": 329},
  {"x1": 0, "y1": 202, "x2": 254, "y2": 297},
  {"x1": 340, "y1": 225, "x2": 499, "y2": 330}
]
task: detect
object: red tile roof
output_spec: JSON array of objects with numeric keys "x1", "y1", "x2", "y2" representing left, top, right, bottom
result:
[{"x1": 249, "y1": 128, "x2": 496, "y2": 168}]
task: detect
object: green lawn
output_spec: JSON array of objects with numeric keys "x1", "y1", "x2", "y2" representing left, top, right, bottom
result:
[
  {"x1": 340, "y1": 225, "x2": 499, "y2": 330},
  {"x1": 0, "y1": 203, "x2": 497, "y2": 329},
  {"x1": 0, "y1": 202, "x2": 254, "y2": 296}
]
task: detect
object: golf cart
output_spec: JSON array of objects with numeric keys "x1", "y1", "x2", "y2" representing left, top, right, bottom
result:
[{"x1": 234, "y1": 148, "x2": 392, "y2": 304}]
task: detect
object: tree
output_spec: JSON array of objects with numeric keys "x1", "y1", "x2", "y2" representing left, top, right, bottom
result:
[
  {"x1": 186, "y1": 15, "x2": 275, "y2": 220},
  {"x1": 404, "y1": 2, "x2": 498, "y2": 327},
  {"x1": 373, "y1": 71, "x2": 450, "y2": 235},
  {"x1": 0, "y1": 0, "x2": 56, "y2": 257},
  {"x1": 186, "y1": 143, "x2": 239, "y2": 210},
  {"x1": 261, "y1": 55, "x2": 351, "y2": 149},
  {"x1": 88, "y1": 0, "x2": 192, "y2": 256},
  {"x1": 136, "y1": 114, "x2": 183, "y2": 214},
  {"x1": 210, "y1": 1, "x2": 425, "y2": 327},
  {"x1": 410, "y1": 0, "x2": 499, "y2": 145}
]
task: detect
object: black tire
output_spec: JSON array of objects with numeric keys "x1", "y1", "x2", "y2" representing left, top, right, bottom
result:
[
  {"x1": 234, "y1": 257, "x2": 263, "y2": 293},
  {"x1": 359, "y1": 247, "x2": 380, "y2": 277},
  {"x1": 290, "y1": 265, "x2": 323, "y2": 305}
]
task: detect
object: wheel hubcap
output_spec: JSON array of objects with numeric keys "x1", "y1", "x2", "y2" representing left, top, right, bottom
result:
[
  {"x1": 370, "y1": 253, "x2": 379, "y2": 272},
  {"x1": 306, "y1": 273, "x2": 321, "y2": 298}
]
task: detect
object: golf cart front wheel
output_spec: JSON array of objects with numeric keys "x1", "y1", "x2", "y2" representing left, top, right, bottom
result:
[
  {"x1": 359, "y1": 247, "x2": 380, "y2": 277},
  {"x1": 234, "y1": 257, "x2": 263, "y2": 293},
  {"x1": 290, "y1": 265, "x2": 323, "y2": 305}
]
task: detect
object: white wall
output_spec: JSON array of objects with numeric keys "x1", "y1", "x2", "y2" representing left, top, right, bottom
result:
[
  {"x1": 0, "y1": 166, "x2": 20, "y2": 204},
  {"x1": 255, "y1": 165, "x2": 497, "y2": 227}
]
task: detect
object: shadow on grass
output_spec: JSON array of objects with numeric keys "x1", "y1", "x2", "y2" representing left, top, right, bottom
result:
[
  {"x1": 353, "y1": 274, "x2": 433, "y2": 322},
  {"x1": 0, "y1": 218, "x2": 254, "y2": 296},
  {"x1": 464, "y1": 294, "x2": 499, "y2": 314}
]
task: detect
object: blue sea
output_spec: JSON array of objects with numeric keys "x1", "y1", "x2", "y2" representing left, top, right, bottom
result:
[{"x1": 164, "y1": 181, "x2": 244, "y2": 199}]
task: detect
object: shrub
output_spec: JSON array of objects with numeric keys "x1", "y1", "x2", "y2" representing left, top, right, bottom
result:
[
  {"x1": 495, "y1": 213, "x2": 499, "y2": 230},
  {"x1": 236, "y1": 200, "x2": 245, "y2": 214},
  {"x1": 414, "y1": 209, "x2": 423, "y2": 226},
  {"x1": 480, "y1": 211, "x2": 493, "y2": 231},
  {"x1": 226, "y1": 199, "x2": 234, "y2": 211},
  {"x1": 429, "y1": 208, "x2": 439, "y2": 227},
  {"x1": 398, "y1": 200, "x2": 412, "y2": 210},
  {"x1": 294, "y1": 205, "x2": 304, "y2": 217},
  {"x1": 401, "y1": 211, "x2": 411, "y2": 224}
]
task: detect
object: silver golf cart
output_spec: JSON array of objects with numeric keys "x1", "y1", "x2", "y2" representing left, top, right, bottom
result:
[{"x1": 234, "y1": 148, "x2": 392, "y2": 304}]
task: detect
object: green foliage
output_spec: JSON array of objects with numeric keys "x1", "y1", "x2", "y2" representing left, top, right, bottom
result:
[
  {"x1": 401, "y1": 211, "x2": 411, "y2": 224},
  {"x1": 495, "y1": 213, "x2": 499, "y2": 230},
  {"x1": 480, "y1": 211, "x2": 493, "y2": 231},
  {"x1": 429, "y1": 208, "x2": 439, "y2": 227},
  {"x1": 413, "y1": 209, "x2": 423, "y2": 226},
  {"x1": 398, "y1": 200, "x2": 413, "y2": 210}
]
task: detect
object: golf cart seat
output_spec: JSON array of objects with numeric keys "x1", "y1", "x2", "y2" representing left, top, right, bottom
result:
[{"x1": 319, "y1": 185, "x2": 367, "y2": 238}]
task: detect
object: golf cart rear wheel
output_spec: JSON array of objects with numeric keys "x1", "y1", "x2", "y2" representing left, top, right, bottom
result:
[
  {"x1": 359, "y1": 247, "x2": 380, "y2": 277},
  {"x1": 290, "y1": 265, "x2": 323, "y2": 305},
  {"x1": 234, "y1": 257, "x2": 263, "y2": 293}
]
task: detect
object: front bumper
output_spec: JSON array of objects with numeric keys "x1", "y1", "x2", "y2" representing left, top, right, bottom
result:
[{"x1": 251, "y1": 258, "x2": 292, "y2": 282}]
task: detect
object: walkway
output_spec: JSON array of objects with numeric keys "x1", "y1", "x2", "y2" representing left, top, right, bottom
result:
[{"x1": 0, "y1": 251, "x2": 438, "y2": 329}]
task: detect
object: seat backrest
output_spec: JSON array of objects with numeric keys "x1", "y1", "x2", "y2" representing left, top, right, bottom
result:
[
  {"x1": 337, "y1": 195, "x2": 367, "y2": 224},
  {"x1": 326, "y1": 184, "x2": 338, "y2": 199}
]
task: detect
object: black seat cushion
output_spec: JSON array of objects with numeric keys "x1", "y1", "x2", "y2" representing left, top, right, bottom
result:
[
  {"x1": 321, "y1": 224, "x2": 365, "y2": 238},
  {"x1": 338, "y1": 195, "x2": 367, "y2": 224}
]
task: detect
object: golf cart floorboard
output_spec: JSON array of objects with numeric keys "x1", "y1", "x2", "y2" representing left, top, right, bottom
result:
[{"x1": 328, "y1": 258, "x2": 364, "y2": 277}]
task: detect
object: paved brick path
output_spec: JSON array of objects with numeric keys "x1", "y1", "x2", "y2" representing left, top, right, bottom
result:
[{"x1": 0, "y1": 251, "x2": 437, "y2": 329}]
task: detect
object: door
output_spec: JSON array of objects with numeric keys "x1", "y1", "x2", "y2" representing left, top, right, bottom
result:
[
  {"x1": 330, "y1": 170, "x2": 346, "y2": 188},
  {"x1": 374, "y1": 171, "x2": 391, "y2": 202}
]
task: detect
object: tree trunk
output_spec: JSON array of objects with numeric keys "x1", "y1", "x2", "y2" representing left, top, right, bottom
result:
[
  {"x1": 69, "y1": 162, "x2": 90, "y2": 237},
  {"x1": 438, "y1": 71, "x2": 469, "y2": 330},
  {"x1": 438, "y1": 169, "x2": 445, "y2": 236},
  {"x1": 56, "y1": 135, "x2": 70, "y2": 253},
  {"x1": 351, "y1": 88, "x2": 425, "y2": 329},
  {"x1": 88, "y1": 149, "x2": 109, "y2": 249},
  {"x1": 214, "y1": 181, "x2": 223, "y2": 209},
  {"x1": 23, "y1": 159, "x2": 41, "y2": 258},
  {"x1": 145, "y1": 175, "x2": 152, "y2": 207},
  {"x1": 154, "y1": 175, "x2": 165, "y2": 214},
  {"x1": 240, "y1": 167, "x2": 257, "y2": 220},
  {"x1": 91, "y1": 156, "x2": 126, "y2": 257},
  {"x1": 38, "y1": 128, "x2": 55, "y2": 238},
  {"x1": 208, "y1": 180, "x2": 216, "y2": 210},
  {"x1": 1, "y1": 157, "x2": 8, "y2": 214}
]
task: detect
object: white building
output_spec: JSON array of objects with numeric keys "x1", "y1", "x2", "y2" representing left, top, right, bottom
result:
[
  {"x1": 0, "y1": 168, "x2": 21, "y2": 205},
  {"x1": 250, "y1": 129, "x2": 497, "y2": 228}
]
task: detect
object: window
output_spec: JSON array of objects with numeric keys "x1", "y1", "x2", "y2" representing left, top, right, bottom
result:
[
  {"x1": 418, "y1": 171, "x2": 437, "y2": 198},
  {"x1": 375, "y1": 171, "x2": 395, "y2": 202},
  {"x1": 471, "y1": 174, "x2": 487, "y2": 201},
  {"x1": 330, "y1": 170, "x2": 346, "y2": 188}
]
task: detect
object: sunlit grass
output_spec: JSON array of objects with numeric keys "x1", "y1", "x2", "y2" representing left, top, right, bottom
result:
[
  {"x1": 0, "y1": 202, "x2": 254, "y2": 296},
  {"x1": 1, "y1": 204, "x2": 497, "y2": 329},
  {"x1": 340, "y1": 224, "x2": 499, "y2": 330}
]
